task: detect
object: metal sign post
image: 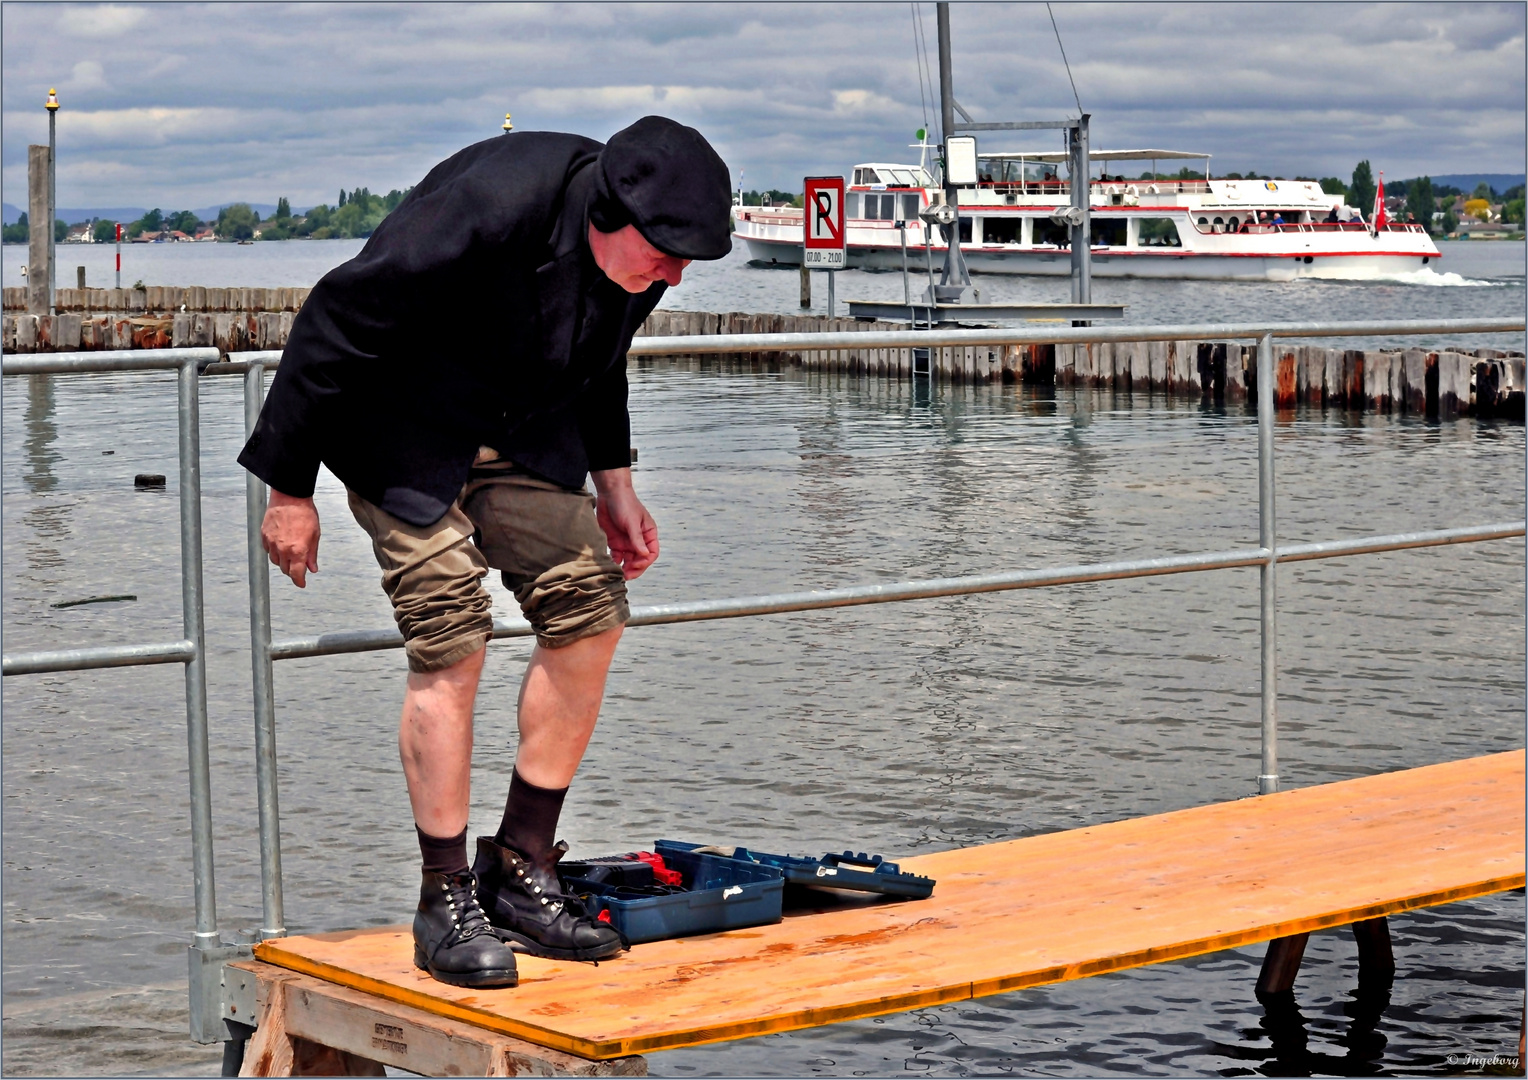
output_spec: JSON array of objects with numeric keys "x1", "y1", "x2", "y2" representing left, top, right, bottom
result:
[{"x1": 803, "y1": 175, "x2": 845, "y2": 317}]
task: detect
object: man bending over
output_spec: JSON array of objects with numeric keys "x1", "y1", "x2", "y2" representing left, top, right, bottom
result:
[{"x1": 240, "y1": 116, "x2": 732, "y2": 988}]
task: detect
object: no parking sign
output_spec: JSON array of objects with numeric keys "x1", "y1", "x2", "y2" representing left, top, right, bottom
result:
[{"x1": 803, "y1": 176, "x2": 845, "y2": 269}]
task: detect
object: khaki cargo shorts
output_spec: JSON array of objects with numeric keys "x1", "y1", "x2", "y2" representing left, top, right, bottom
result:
[{"x1": 347, "y1": 461, "x2": 629, "y2": 672}]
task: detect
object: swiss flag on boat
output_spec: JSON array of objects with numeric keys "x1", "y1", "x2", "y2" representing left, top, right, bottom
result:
[{"x1": 1372, "y1": 172, "x2": 1388, "y2": 232}]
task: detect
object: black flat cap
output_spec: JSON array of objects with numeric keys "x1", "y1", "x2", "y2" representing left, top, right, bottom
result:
[{"x1": 593, "y1": 116, "x2": 732, "y2": 260}]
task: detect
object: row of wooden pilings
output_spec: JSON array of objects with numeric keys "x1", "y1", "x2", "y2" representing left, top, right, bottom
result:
[
  {"x1": 3, "y1": 302, "x2": 1522, "y2": 418},
  {"x1": 1, "y1": 285, "x2": 310, "y2": 314},
  {"x1": 634, "y1": 310, "x2": 1526, "y2": 419}
]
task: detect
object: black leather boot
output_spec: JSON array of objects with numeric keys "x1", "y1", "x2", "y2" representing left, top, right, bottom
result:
[
  {"x1": 412, "y1": 870, "x2": 519, "y2": 988},
  {"x1": 472, "y1": 836, "x2": 625, "y2": 961}
]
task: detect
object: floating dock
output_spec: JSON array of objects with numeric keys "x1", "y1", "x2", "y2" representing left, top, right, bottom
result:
[{"x1": 240, "y1": 750, "x2": 1523, "y2": 1072}]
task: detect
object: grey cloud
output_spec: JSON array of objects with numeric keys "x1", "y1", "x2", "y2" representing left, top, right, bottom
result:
[{"x1": 3, "y1": 2, "x2": 1522, "y2": 213}]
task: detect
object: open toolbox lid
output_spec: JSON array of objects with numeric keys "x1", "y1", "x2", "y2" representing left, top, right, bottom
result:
[{"x1": 656, "y1": 840, "x2": 935, "y2": 900}]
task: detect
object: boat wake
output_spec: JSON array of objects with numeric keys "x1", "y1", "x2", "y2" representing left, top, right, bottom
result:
[{"x1": 1304, "y1": 265, "x2": 1499, "y2": 287}]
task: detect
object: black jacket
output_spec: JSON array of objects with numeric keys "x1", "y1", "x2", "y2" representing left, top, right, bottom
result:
[{"x1": 237, "y1": 132, "x2": 665, "y2": 526}]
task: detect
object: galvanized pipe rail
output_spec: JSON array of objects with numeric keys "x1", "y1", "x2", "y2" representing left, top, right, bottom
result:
[
  {"x1": 0, "y1": 347, "x2": 247, "y2": 1044},
  {"x1": 253, "y1": 523, "x2": 1526, "y2": 661},
  {"x1": 228, "y1": 314, "x2": 1524, "y2": 976},
  {"x1": 621, "y1": 317, "x2": 1523, "y2": 357}
]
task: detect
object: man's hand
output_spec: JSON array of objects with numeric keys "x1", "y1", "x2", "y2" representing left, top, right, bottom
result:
[
  {"x1": 262, "y1": 490, "x2": 321, "y2": 588},
  {"x1": 591, "y1": 468, "x2": 659, "y2": 580}
]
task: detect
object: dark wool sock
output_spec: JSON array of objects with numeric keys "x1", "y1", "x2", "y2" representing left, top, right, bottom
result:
[
  {"x1": 495, "y1": 769, "x2": 569, "y2": 857},
  {"x1": 416, "y1": 826, "x2": 470, "y2": 877}
]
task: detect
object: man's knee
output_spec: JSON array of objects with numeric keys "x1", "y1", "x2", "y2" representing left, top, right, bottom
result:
[
  {"x1": 509, "y1": 555, "x2": 629, "y2": 650},
  {"x1": 404, "y1": 636, "x2": 488, "y2": 691}
]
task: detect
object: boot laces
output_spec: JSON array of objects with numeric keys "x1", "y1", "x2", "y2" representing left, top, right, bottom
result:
[
  {"x1": 439, "y1": 873, "x2": 495, "y2": 945},
  {"x1": 511, "y1": 855, "x2": 601, "y2": 924}
]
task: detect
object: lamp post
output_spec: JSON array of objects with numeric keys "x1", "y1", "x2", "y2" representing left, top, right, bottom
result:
[{"x1": 46, "y1": 88, "x2": 58, "y2": 314}]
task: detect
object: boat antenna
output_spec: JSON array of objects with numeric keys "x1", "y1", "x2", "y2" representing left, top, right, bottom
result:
[
  {"x1": 910, "y1": 3, "x2": 933, "y2": 143},
  {"x1": 1046, "y1": 3, "x2": 1084, "y2": 117},
  {"x1": 914, "y1": 3, "x2": 941, "y2": 149}
]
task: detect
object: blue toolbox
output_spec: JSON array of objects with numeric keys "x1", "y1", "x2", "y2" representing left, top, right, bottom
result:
[
  {"x1": 655, "y1": 841, "x2": 936, "y2": 900},
  {"x1": 560, "y1": 846, "x2": 784, "y2": 945}
]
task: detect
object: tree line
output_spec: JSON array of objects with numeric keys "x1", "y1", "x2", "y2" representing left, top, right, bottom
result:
[{"x1": 1, "y1": 185, "x2": 414, "y2": 244}]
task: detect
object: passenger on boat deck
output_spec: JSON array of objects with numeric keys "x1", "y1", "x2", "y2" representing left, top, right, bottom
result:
[
  {"x1": 1326, "y1": 206, "x2": 1341, "y2": 223},
  {"x1": 240, "y1": 115, "x2": 733, "y2": 991},
  {"x1": 1271, "y1": 213, "x2": 1285, "y2": 225}
]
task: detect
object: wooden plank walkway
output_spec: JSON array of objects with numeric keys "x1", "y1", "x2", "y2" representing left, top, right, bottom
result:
[{"x1": 254, "y1": 750, "x2": 1525, "y2": 1061}]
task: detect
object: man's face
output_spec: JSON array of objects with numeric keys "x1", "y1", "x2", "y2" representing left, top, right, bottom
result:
[{"x1": 588, "y1": 223, "x2": 691, "y2": 293}]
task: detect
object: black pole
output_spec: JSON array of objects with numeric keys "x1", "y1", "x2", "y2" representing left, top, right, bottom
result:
[{"x1": 934, "y1": 2, "x2": 972, "y2": 295}]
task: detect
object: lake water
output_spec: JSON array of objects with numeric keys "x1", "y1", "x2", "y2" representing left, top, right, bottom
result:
[
  {"x1": 2, "y1": 239, "x2": 1524, "y2": 1077},
  {"x1": 4, "y1": 236, "x2": 1526, "y2": 350}
]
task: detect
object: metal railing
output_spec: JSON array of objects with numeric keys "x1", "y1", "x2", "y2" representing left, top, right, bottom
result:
[
  {"x1": 1, "y1": 317, "x2": 1521, "y2": 1049},
  {"x1": 229, "y1": 315, "x2": 1523, "y2": 949},
  {"x1": 0, "y1": 347, "x2": 244, "y2": 1042}
]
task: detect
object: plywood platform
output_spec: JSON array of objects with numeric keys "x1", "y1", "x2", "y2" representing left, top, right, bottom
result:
[{"x1": 255, "y1": 751, "x2": 1525, "y2": 1060}]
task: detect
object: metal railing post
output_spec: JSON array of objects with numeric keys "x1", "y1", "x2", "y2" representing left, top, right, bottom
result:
[
  {"x1": 244, "y1": 363, "x2": 285, "y2": 939},
  {"x1": 177, "y1": 355, "x2": 219, "y2": 945},
  {"x1": 1256, "y1": 333, "x2": 1279, "y2": 795}
]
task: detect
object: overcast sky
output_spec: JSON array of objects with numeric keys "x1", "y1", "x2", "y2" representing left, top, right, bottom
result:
[{"x1": 3, "y1": 2, "x2": 1524, "y2": 213}]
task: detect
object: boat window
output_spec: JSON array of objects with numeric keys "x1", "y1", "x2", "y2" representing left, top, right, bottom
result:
[
  {"x1": 846, "y1": 193, "x2": 862, "y2": 219},
  {"x1": 1137, "y1": 218, "x2": 1181, "y2": 246},
  {"x1": 861, "y1": 167, "x2": 881, "y2": 184},
  {"x1": 985, "y1": 217, "x2": 1022, "y2": 244},
  {"x1": 1092, "y1": 218, "x2": 1126, "y2": 247},
  {"x1": 862, "y1": 193, "x2": 894, "y2": 220},
  {"x1": 958, "y1": 217, "x2": 972, "y2": 244},
  {"x1": 852, "y1": 169, "x2": 861, "y2": 186},
  {"x1": 887, "y1": 169, "x2": 917, "y2": 186},
  {"x1": 1197, "y1": 217, "x2": 1209, "y2": 225},
  {"x1": 1033, "y1": 218, "x2": 1070, "y2": 247},
  {"x1": 901, "y1": 193, "x2": 921, "y2": 221}
]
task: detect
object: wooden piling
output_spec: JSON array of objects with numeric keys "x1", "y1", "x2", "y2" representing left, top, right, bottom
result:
[
  {"x1": 1275, "y1": 348, "x2": 1298, "y2": 409},
  {"x1": 27, "y1": 145, "x2": 51, "y2": 314}
]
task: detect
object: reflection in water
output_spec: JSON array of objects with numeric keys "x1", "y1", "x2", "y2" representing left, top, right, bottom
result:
[
  {"x1": 21, "y1": 373, "x2": 71, "y2": 572},
  {"x1": 23, "y1": 374, "x2": 59, "y2": 494},
  {"x1": 1253, "y1": 976, "x2": 1392, "y2": 1077}
]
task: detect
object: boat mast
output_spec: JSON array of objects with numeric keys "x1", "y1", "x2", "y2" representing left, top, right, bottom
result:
[
  {"x1": 932, "y1": 1, "x2": 1091, "y2": 312},
  {"x1": 1068, "y1": 117, "x2": 1092, "y2": 309},
  {"x1": 935, "y1": 3, "x2": 973, "y2": 296}
]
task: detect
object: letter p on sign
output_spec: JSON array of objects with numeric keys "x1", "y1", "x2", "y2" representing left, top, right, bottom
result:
[{"x1": 803, "y1": 176, "x2": 846, "y2": 269}]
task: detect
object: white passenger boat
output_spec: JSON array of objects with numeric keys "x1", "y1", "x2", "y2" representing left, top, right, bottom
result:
[{"x1": 734, "y1": 148, "x2": 1441, "y2": 282}]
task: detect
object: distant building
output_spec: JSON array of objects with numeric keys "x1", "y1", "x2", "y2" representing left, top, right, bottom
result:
[
  {"x1": 63, "y1": 223, "x2": 94, "y2": 243},
  {"x1": 194, "y1": 226, "x2": 216, "y2": 241}
]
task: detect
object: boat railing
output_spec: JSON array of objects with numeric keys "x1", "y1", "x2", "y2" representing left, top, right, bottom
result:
[{"x1": 2, "y1": 317, "x2": 1523, "y2": 1048}]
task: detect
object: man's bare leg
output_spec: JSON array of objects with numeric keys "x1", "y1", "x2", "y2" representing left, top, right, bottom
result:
[
  {"x1": 399, "y1": 645, "x2": 485, "y2": 838},
  {"x1": 475, "y1": 623, "x2": 628, "y2": 961},
  {"x1": 513, "y1": 624, "x2": 624, "y2": 787},
  {"x1": 398, "y1": 625, "x2": 623, "y2": 834}
]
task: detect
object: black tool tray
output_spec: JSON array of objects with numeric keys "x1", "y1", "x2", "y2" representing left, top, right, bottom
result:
[{"x1": 655, "y1": 840, "x2": 935, "y2": 900}]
